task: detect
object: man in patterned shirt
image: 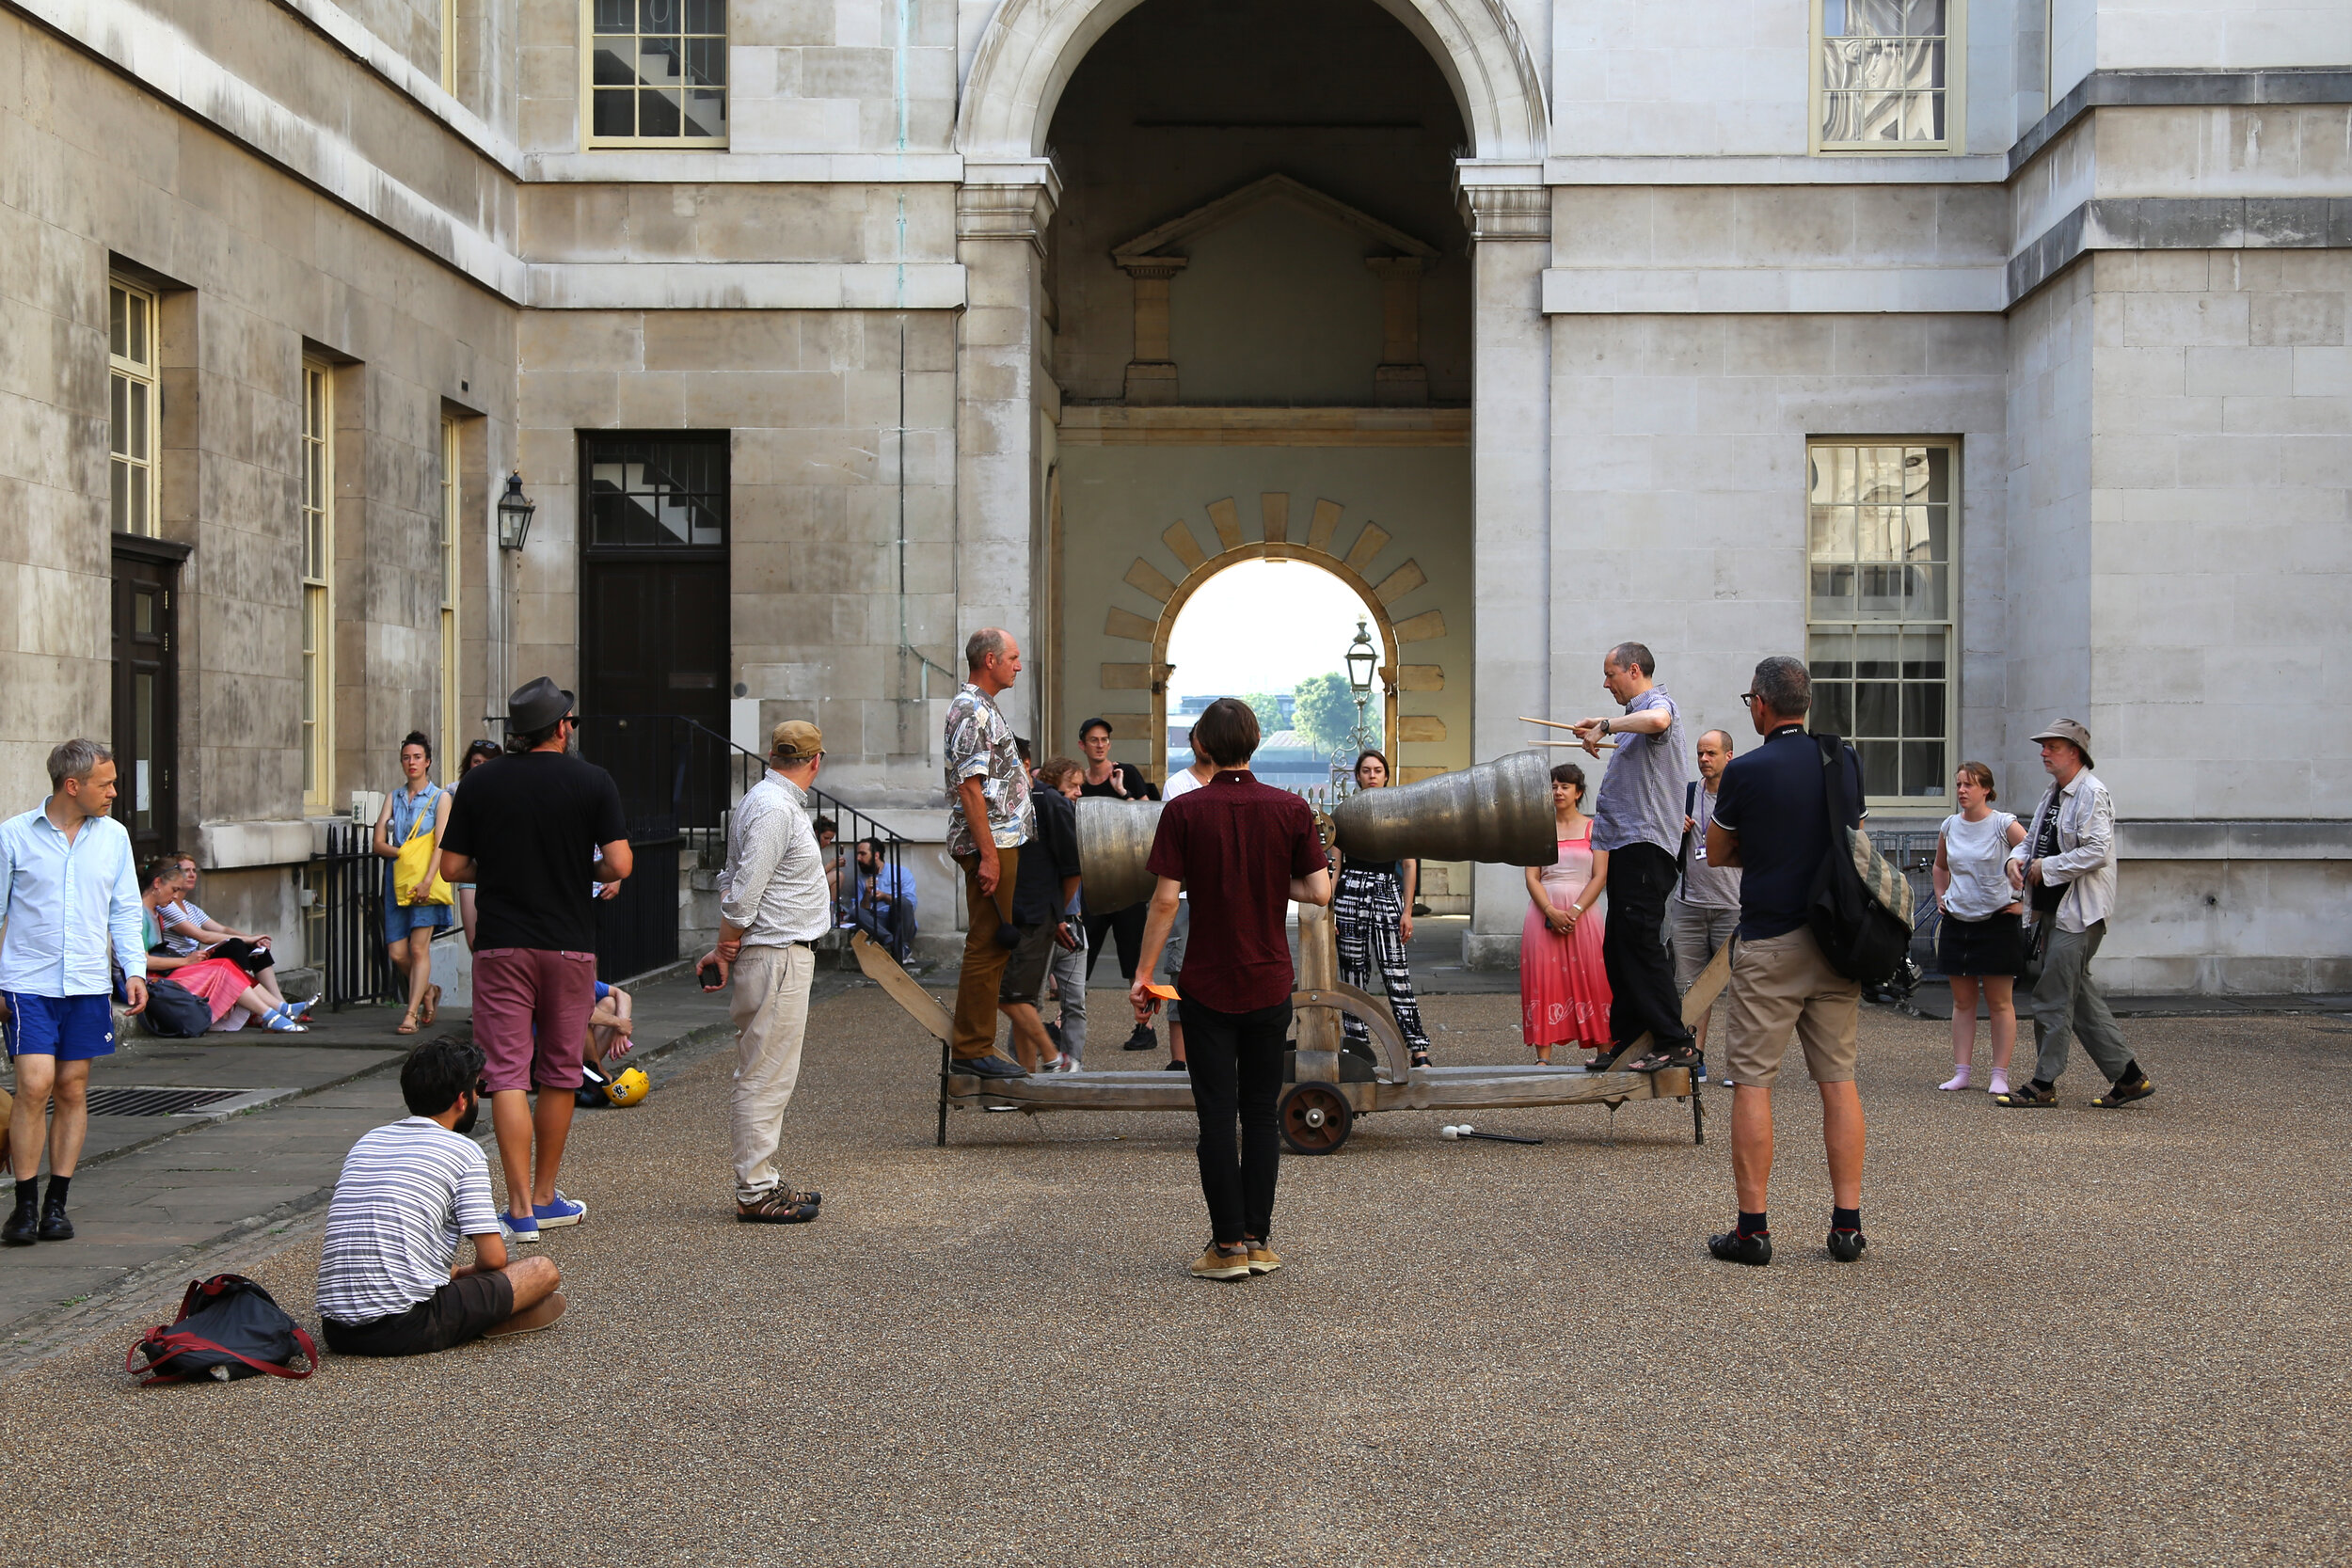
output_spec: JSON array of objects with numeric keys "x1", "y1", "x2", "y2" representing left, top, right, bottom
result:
[{"x1": 944, "y1": 628, "x2": 1035, "y2": 1078}]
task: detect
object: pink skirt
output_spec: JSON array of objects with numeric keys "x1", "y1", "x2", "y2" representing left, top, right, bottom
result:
[
  {"x1": 170, "y1": 957, "x2": 251, "y2": 1022},
  {"x1": 1519, "y1": 904, "x2": 1613, "y2": 1048}
]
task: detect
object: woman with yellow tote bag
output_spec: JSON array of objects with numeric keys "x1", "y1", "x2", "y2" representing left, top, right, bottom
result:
[{"x1": 373, "y1": 732, "x2": 455, "y2": 1035}]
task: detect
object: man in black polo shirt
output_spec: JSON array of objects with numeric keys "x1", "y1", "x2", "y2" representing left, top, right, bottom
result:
[{"x1": 1704, "y1": 656, "x2": 1868, "y2": 1267}]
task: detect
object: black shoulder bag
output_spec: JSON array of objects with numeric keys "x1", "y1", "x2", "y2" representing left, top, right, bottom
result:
[{"x1": 1806, "y1": 735, "x2": 1915, "y2": 984}]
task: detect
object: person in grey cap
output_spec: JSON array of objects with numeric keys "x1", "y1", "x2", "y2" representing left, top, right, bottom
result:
[
  {"x1": 1992, "y1": 720, "x2": 2153, "y2": 1110},
  {"x1": 437, "y1": 677, "x2": 632, "y2": 1239}
]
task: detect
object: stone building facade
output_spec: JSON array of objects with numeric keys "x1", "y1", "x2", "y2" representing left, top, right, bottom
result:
[{"x1": 2, "y1": 0, "x2": 2345, "y2": 990}]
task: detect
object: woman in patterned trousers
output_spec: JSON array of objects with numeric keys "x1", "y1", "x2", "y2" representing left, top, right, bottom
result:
[{"x1": 1332, "y1": 751, "x2": 1435, "y2": 1069}]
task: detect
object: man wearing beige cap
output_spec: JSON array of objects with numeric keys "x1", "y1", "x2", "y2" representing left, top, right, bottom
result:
[
  {"x1": 701, "y1": 720, "x2": 832, "y2": 1222},
  {"x1": 1993, "y1": 719, "x2": 2153, "y2": 1110}
]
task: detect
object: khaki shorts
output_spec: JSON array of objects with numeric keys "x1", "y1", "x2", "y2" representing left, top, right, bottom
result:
[{"x1": 1723, "y1": 927, "x2": 1862, "y2": 1088}]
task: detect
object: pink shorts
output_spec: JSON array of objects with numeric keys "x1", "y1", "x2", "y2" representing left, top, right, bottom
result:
[{"x1": 471, "y1": 948, "x2": 596, "y2": 1093}]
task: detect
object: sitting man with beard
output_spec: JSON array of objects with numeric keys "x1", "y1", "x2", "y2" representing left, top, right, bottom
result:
[{"x1": 314, "y1": 1041, "x2": 566, "y2": 1356}]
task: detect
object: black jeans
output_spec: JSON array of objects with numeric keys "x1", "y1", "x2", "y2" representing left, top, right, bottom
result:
[
  {"x1": 849, "y1": 899, "x2": 915, "y2": 960},
  {"x1": 1180, "y1": 992, "x2": 1292, "y2": 1244},
  {"x1": 1601, "y1": 842, "x2": 1693, "y2": 1053},
  {"x1": 1083, "y1": 903, "x2": 1147, "y2": 982}
]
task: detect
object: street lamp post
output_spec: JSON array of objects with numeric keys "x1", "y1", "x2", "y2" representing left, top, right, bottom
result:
[{"x1": 1330, "y1": 619, "x2": 1380, "y2": 800}]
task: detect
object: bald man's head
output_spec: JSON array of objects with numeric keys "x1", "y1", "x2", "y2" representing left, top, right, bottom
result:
[{"x1": 1695, "y1": 728, "x2": 1734, "y2": 784}]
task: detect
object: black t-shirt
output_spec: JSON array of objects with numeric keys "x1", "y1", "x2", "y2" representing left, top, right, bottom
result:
[
  {"x1": 1011, "y1": 787, "x2": 1082, "y2": 927},
  {"x1": 1078, "y1": 763, "x2": 1160, "y2": 801},
  {"x1": 1710, "y1": 725, "x2": 1866, "y2": 942},
  {"x1": 438, "y1": 751, "x2": 628, "y2": 952}
]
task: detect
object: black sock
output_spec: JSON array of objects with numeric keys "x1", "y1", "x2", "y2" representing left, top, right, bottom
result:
[
  {"x1": 2114, "y1": 1061, "x2": 2146, "y2": 1088},
  {"x1": 2031, "y1": 1078, "x2": 2054, "y2": 1094},
  {"x1": 1833, "y1": 1206, "x2": 1860, "y2": 1233},
  {"x1": 1737, "y1": 1211, "x2": 1768, "y2": 1238},
  {"x1": 13, "y1": 1180, "x2": 36, "y2": 1211},
  {"x1": 43, "y1": 1175, "x2": 69, "y2": 1208}
]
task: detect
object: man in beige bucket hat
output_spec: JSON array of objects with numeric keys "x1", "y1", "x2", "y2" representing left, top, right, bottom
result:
[{"x1": 1992, "y1": 719, "x2": 2154, "y2": 1110}]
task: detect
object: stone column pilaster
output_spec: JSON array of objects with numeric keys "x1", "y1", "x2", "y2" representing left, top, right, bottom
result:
[
  {"x1": 955, "y1": 161, "x2": 1061, "y2": 736},
  {"x1": 1457, "y1": 170, "x2": 1552, "y2": 969},
  {"x1": 1117, "y1": 257, "x2": 1186, "y2": 404}
]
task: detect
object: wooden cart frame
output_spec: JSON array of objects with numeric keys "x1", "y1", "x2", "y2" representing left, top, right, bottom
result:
[{"x1": 852, "y1": 921, "x2": 1731, "y2": 1156}]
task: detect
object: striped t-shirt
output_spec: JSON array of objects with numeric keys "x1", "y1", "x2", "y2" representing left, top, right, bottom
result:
[{"x1": 315, "y1": 1117, "x2": 500, "y2": 1325}]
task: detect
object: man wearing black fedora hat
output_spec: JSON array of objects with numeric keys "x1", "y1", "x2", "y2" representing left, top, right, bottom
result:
[{"x1": 438, "y1": 677, "x2": 632, "y2": 1239}]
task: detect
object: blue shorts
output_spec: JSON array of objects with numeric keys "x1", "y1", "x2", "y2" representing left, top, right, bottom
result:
[
  {"x1": 384, "y1": 899, "x2": 453, "y2": 941},
  {"x1": 1, "y1": 992, "x2": 118, "y2": 1062}
]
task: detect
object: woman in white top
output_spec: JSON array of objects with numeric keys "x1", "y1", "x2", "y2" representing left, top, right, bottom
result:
[{"x1": 1931, "y1": 761, "x2": 2029, "y2": 1095}]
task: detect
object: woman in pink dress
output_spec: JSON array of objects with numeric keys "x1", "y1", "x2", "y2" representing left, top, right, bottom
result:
[{"x1": 1519, "y1": 763, "x2": 1613, "y2": 1066}]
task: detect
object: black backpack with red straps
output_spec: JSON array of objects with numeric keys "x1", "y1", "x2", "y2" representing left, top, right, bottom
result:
[{"x1": 128, "y1": 1275, "x2": 318, "y2": 1386}]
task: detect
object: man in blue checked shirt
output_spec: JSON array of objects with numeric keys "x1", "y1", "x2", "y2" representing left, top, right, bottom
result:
[{"x1": 0, "y1": 738, "x2": 149, "y2": 1246}]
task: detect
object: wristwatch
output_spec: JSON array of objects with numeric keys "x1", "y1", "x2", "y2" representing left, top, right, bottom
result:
[{"x1": 1597, "y1": 718, "x2": 1610, "y2": 736}]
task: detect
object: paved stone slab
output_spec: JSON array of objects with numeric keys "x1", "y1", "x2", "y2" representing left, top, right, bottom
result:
[{"x1": 0, "y1": 988, "x2": 2344, "y2": 1562}]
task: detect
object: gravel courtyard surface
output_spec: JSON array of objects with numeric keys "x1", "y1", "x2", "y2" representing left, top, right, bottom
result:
[{"x1": 1, "y1": 988, "x2": 2345, "y2": 1565}]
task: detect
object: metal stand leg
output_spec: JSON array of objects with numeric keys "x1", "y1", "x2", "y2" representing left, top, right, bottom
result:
[
  {"x1": 937, "y1": 1038, "x2": 950, "y2": 1148},
  {"x1": 1692, "y1": 1085, "x2": 1705, "y2": 1146},
  {"x1": 1605, "y1": 1101, "x2": 1619, "y2": 1148}
]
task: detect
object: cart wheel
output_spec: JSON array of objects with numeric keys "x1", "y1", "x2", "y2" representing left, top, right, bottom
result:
[{"x1": 1279, "y1": 1083, "x2": 1352, "y2": 1155}]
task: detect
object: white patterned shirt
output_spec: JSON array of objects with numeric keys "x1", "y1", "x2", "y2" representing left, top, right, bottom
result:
[
  {"x1": 942, "y1": 683, "x2": 1034, "y2": 859},
  {"x1": 719, "y1": 770, "x2": 831, "y2": 946}
]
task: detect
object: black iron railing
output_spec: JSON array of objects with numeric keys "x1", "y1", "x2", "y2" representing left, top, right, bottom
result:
[{"x1": 300, "y1": 820, "x2": 403, "y2": 1011}]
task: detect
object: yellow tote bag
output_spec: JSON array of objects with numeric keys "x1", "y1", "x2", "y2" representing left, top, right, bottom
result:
[{"x1": 393, "y1": 786, "x2": 455, "y2": 907}]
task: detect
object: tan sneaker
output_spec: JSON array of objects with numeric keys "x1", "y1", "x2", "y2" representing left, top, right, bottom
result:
[
  {"x1": 1245, "y1": 1244, "x2": 1282, "y2": 1276},
  {"x1": 1189, "y1": 1244, "x2": 1251, "y2": 1281}
]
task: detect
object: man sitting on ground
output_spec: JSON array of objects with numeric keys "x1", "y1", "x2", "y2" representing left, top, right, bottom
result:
[{"x1": 316, "y1": 1040, "x2": 565, "y2": 1355}]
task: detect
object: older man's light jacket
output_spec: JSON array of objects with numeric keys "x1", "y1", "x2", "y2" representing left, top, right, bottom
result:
[{"x1": 2010, "y1": 769, "x2": 2115, "y2": 934}]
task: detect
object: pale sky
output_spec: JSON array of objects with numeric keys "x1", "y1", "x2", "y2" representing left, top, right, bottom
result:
[{"x1": 1164, "y1": 560, "x2": 1388, "y2": 705}]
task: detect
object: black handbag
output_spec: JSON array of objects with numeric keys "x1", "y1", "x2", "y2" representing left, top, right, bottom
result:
[
  {"x1": 128, "y1": 1275, "x2": 317, "y2": 1385},
  {"x1": 2017, "y1": 917, "x2": 2053, "y2": 990},
  {"x1": 137, "y1": 977, "x2": 215, "y2": 1038},
  {"x1": 1805, "y1": 735, "x2": 1915, "y2": 985}
]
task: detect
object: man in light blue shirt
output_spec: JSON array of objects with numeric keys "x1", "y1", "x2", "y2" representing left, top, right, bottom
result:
[
  {"x1": 0, "y1": 738, "x2": 149, "y2": 1246},
  {"x1": 842, "y1": 836, "x2": 917, "y2": 959}
]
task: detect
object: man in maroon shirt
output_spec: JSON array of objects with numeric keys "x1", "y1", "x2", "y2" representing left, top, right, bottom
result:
[{"x1": 1132, "y1": 698, "x2": 1333, "y2": 1281}]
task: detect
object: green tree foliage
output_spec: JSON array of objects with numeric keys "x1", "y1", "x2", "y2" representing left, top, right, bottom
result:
[
  {"x1": 1238, "y1": 692, "x2": 1287, "y2": 739},
  {"x1": 1292, "y1": 672, "x2": 1379, "y2": 755}
]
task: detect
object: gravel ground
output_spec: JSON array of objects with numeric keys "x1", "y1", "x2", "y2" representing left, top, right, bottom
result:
[{"x1": 1, "y1": 989, "x2": 2346, "y2": 1565}]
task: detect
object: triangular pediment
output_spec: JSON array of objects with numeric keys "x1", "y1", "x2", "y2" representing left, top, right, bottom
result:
[{"x1": 1110, "y1": 173, "x2": 1438, "y2": 264}]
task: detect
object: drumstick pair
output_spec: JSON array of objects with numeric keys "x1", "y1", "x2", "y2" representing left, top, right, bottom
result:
[{"x1": 1520, "y1": 716, "x2": 1616, "y2": 751}]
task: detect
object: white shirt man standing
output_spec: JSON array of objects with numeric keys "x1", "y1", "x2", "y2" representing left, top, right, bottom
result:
[
  {"x1": 0, "y1": 738, "x2": 149, "y2": 1245},
  {"x1": 1992, "y1": 720, "x2": 2152, "y2": 1110},
  {"x1": 704, "y1": 721, "x2": 834, "y2": 1223},
  {"x1": 1670, "y1": 729, "x2": 1742, "y2": 1070}
]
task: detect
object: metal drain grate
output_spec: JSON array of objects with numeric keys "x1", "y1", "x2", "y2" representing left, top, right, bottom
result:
[{"x1": 85, "y1": 1087, "x2": 245, "y2": 1118}]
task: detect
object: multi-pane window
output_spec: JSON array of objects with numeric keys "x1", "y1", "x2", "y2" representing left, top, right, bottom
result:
[
  {"x1": 586, "y1": 0, "x2": 727, "y2": 146},
  {"x1": 109, "y1": 279, "x2": 159, "y2": 536},
  {"x1": 1815, "y1": 0, "x2": 1959, "y2": 151},
  {"x1": 1805, "y1": 441, "x2": 1957, "y2": 805},
  {"x1": 302, "y1": 361, "x2": 335, "y2": 811},
  {"x1": 439, "y1": 417, "x2": 462, "y2": 773},
  {"x1": 584, "y1": 436, "x2": 728, "y2": 547}
]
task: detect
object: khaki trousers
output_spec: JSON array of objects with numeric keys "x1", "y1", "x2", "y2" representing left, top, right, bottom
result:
[
  {"x1": 950, "y1": 846, "x2": 1020, "y2": 1060},
  {"x1": 729, "y1": 942, "x2": 815, "y2": 1203}
]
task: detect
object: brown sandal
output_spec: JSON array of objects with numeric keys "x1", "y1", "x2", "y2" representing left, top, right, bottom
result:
[
  {"x1": 420, "y1": 984, "x2": 441, "y2": 1027},
  {"x1": 394, "y1": 1012, "x2": 420, "y2": 1036}
]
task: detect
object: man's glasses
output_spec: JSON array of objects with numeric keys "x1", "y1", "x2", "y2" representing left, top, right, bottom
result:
[{"x1": 1738, "y1": 692, "x2": 1761, "y2": 705}]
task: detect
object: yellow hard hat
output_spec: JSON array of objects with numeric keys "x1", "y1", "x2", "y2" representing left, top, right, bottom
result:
[{"x1": 603, "y1": 1067, "x2": 651, "y2": 1106}]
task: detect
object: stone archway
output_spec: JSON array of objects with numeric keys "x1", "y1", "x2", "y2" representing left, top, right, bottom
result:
[
  {"x1": 1092, "y1": 492, "x2": 1452, "y2": 784},
  {"x1": 955, "y1": 0, "x2": 1549, "y2": 163}
]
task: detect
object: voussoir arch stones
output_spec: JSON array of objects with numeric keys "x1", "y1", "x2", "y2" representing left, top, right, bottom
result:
[{"x1": 956, "y1": 0, "x2": 1549, "y2": 164}]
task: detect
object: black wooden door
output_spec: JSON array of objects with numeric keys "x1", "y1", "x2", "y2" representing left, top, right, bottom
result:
[
  {"x1": 110, "y1": 540, "x2": 186, "y2": 866},
  {"x1": 579, "y1": 559, "x2": 730, "y2": 733}
]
